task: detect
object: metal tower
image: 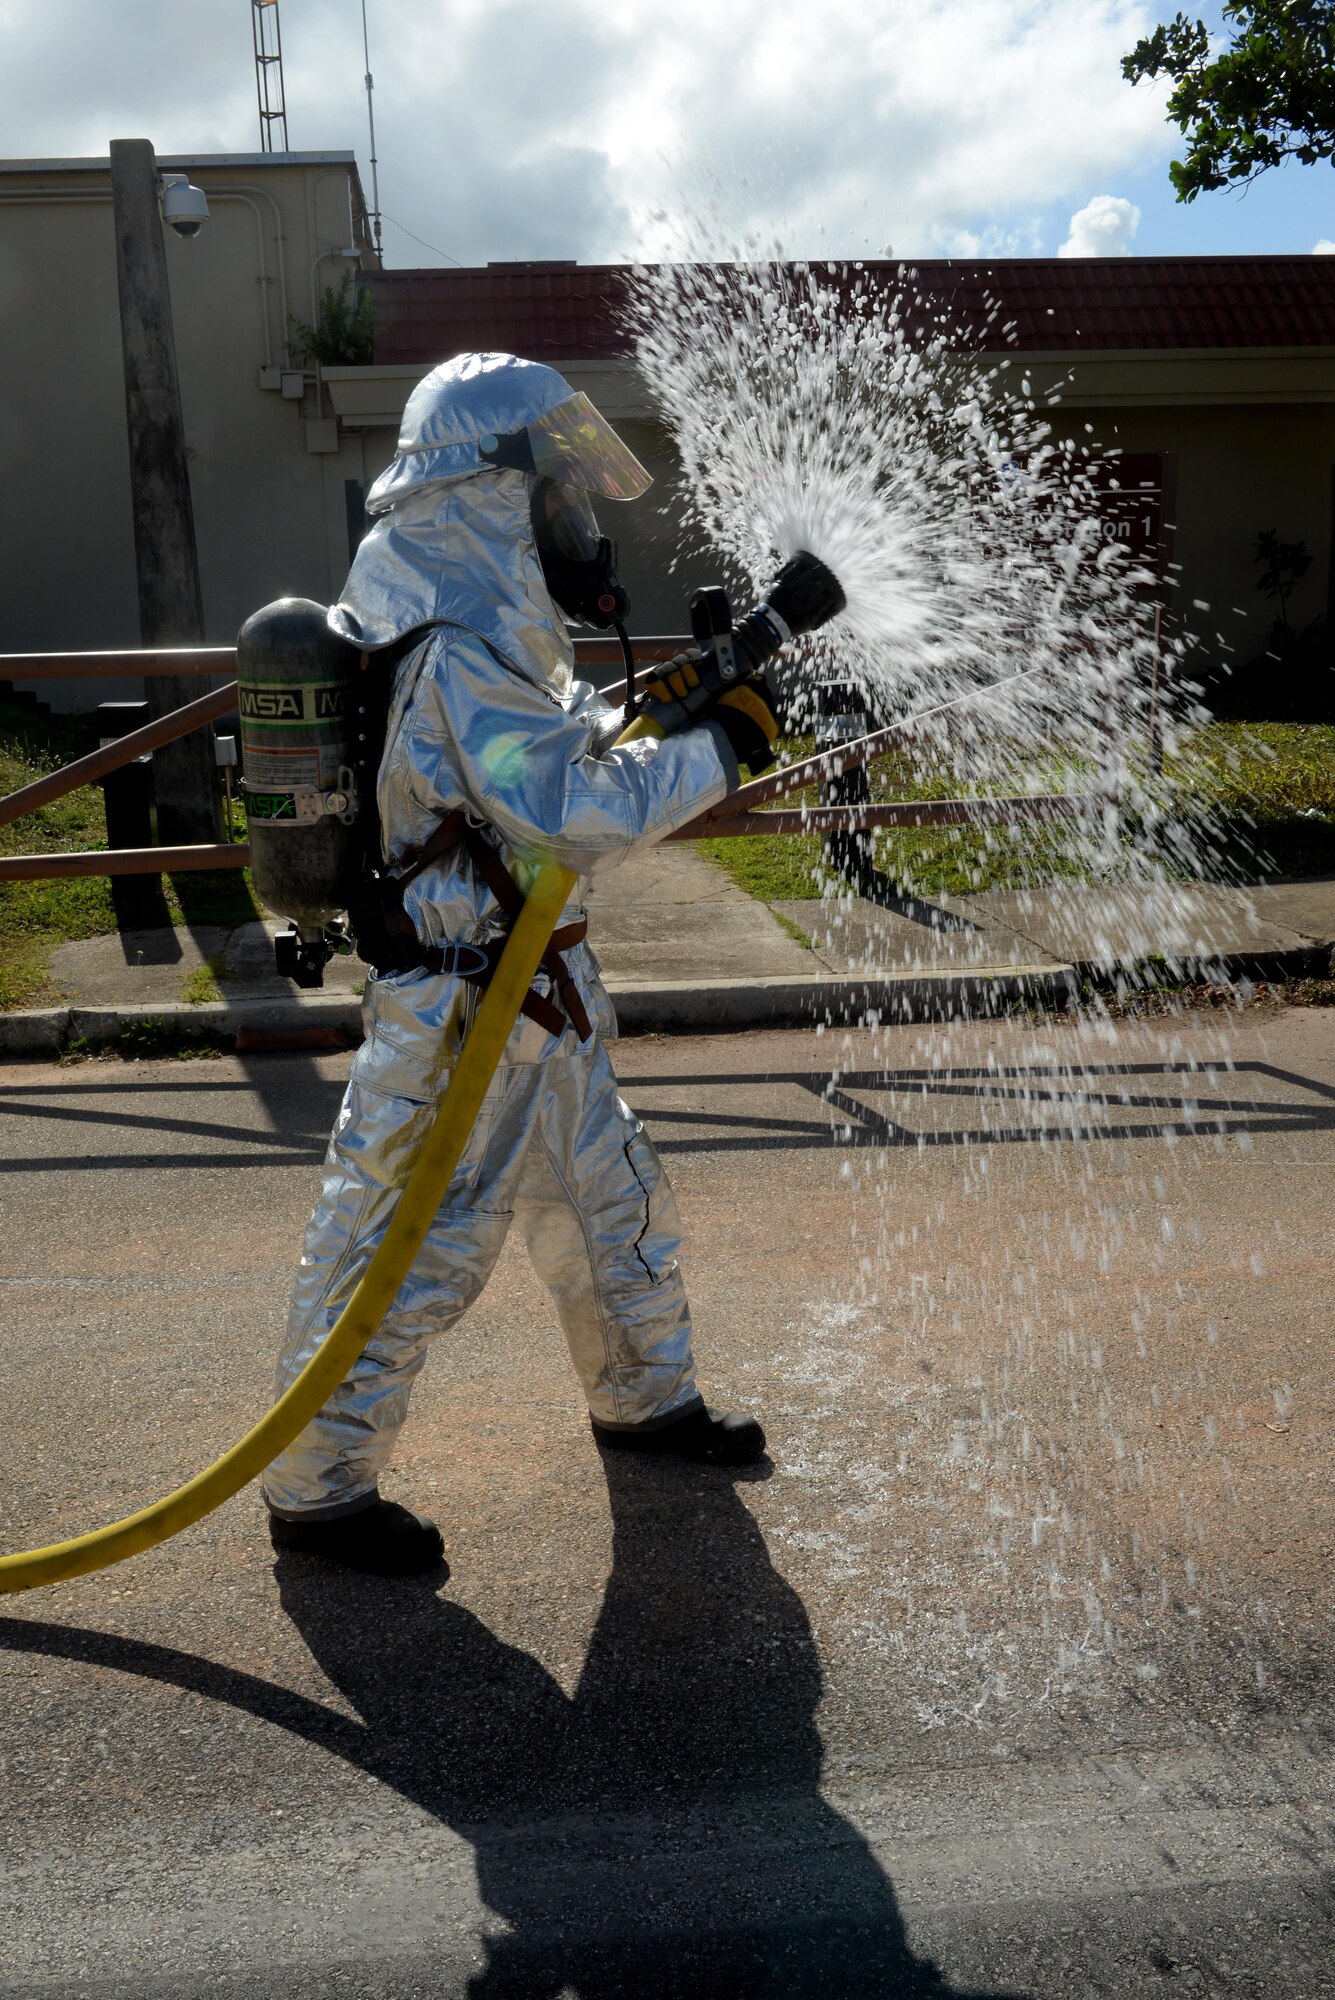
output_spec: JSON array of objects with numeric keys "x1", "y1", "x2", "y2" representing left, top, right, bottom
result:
[
  {"x1": 252, "y1": 0, "x2": 289, "y2": 153},
  {"x1": 361, "y1": 0, "x2": 384, "y2": 267}
]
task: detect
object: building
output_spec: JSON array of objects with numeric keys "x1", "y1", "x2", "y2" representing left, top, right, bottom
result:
[
  {"x1": 0, "y1": 149, "x2": 375, "y2": 707},
  {"x1": 1, "y1": 159, "x2": 1331, "y2": 708}
]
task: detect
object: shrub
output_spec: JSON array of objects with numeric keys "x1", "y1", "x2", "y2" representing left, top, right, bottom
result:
[{"x1": 287, "y1": 272, "x2": 375, "y2": 366}]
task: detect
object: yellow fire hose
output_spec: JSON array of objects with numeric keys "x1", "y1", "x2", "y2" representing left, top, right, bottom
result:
[{"x1": 0, "y1": 859, "x2": 579, "y2": 1594}]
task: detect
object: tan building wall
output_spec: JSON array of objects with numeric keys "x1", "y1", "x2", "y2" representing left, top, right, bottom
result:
[
  {"x1": 330, "y1": 350, "x2": 1335, "y2": 678},
  {"x1": 0, "y1": 151, "x2": 376, "y2": 709},
  {"x1": 1080, "y1": 403, "x2": 1335, "y2": 674}
]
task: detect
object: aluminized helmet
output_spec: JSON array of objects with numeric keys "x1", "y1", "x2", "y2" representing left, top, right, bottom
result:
[{"x1": 366, "y1": 352, "x2": 651, "y2": 515}]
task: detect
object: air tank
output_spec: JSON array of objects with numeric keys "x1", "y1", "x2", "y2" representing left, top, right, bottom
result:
[{"x1": 237, "y1": 598, "x2": 364, "y2": 984}]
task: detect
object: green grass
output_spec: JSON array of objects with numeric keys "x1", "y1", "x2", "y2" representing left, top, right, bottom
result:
[
  {"x1": 699, "y1": 733, "x2": 1096, "y2": 903},
  {"x1": 698, "y1": 723, "x2": 1335, "y2": 905},
  {"x1": 698, "y1": 824, "x2": 1084, "y2": 903},
  {"x1": 1169, "y1": 722, "x2": 1335, "y2": 880},
  {"x1": 1, "y1": 701, "x2": 116, "y2": 1009},
  {"x1": 181, "y1": 952, "x2": 227, "y2": 1005},
  {"x1": 0, "y1": 695, "x2": 261, "y2": 1010},
  {"x1": 769, "y1": 907, "x2": 815, "y2": 949}
]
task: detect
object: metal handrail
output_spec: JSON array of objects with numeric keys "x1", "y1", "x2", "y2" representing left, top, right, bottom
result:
[
  {"x1": 0, "y1": 641, "x2": 707, "y2": 882},
  {"x1": 0, "y1": 647, "x2": 237, "y2": 682},
  {"x1": 1, "y1": 642, "x2": 1108, "y2": 882},
  {"x1": 673, "y1": 793, "x2": 1108, "y2": 842},
  {"x1": 670, "y1": 659, "x2": 1110, "y2": 838},
  {"x1": 1, "y1": 843, "x2": 248, "y2": 881},
  {"x1": 682, "y1": 659, "x2": 1060, "y2": 824},
  {"x1": 0, "y1": 637, "x2": 695, "y2": 681}
]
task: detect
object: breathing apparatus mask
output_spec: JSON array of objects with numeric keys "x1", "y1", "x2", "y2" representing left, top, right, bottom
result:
[
  {"x1": 474, "y1": 389, "x2": 648, "y2": 633},
  {"x1": 529, "y1": 477, "x2": 628, "y2": 631}
]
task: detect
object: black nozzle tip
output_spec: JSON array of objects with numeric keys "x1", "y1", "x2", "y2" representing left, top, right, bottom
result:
[{"x1": 768, "y1": 549, "x2": 847, "y2": 636}]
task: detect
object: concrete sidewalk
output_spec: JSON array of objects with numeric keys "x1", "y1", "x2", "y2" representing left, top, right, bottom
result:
[{"x1": 2, "y1": 845, "x2": 1332, "y2": 1056}]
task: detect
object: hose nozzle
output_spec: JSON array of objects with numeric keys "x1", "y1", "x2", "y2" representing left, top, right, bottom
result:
[
  {"x1": 764, "y1": 549, "x2": 847, "y2": 637},
  {"x1": 732, "y1": 549, "x2": 846, "y2": 676},
  {"x1": 630, "y1": 550, "x2": 848, "y2": 757}
]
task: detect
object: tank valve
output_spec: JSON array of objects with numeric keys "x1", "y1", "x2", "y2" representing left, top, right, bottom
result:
[{"x1": 274, "y1": 924, "x2": 335, "y2": 989}]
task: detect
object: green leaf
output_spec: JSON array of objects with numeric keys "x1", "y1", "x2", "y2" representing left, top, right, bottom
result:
[
  {"x1": 286, "y1": 271, "x2": 376, "y2": 366},
  {"x1": 1123, "y1": 0, "x2": 1335, "y2": 202}
]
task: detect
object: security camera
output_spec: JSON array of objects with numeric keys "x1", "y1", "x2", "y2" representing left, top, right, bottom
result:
[{"x1": 159, "y1": 173, "x2": 209, "y2": 239}]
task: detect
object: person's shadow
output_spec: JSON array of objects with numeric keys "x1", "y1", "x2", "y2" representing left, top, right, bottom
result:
[{"x1": 275, "y1": 1450, "x2": 1016, "y2": 1998}]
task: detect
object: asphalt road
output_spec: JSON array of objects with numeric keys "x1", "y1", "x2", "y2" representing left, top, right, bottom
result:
[{"x1": 0, "y1": 1010, "x2": 1331, "y2": 1998}]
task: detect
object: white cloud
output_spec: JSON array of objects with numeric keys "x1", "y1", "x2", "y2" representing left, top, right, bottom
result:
[
  {"x1": 0, "y1": 1, "x2": 1175, "y2": 266},
  {"x1": 1314, "y1": 239, "x2": 1335, "y2": 253},
  {"x1": 1058, "y1": 194, "x2": 1142, "y2": 257},
  {"x1": 939, "y1": 220, "x2": 1046, "y2": 260}
]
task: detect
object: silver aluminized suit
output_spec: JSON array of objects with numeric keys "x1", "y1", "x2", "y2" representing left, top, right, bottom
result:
[{"x1": 263, "y1": 354, "x2": 737, "y2": 1520}]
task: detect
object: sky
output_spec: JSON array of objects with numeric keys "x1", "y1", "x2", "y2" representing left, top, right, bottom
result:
[{"x1": 2, "y1": 0, "x2": 1331, "y2": 268}]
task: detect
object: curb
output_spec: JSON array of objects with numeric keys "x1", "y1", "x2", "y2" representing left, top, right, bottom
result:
[
  {"x1": 0, "y1": 971, "x2": 1066, "y2": 1057},
  {"x1": 607, "y1": 964, "x2": 1075, "y2": 1031},
  {"x1": 1067, "y1": 942, "x2": 1333, "y2": 987},
  {"x1": 0, "y1": 995, "x2": 365, "y2": 1059},
  {"x1": 0, "y1": 942, "x2": 1328, "y2": 1060},
  {"x1": 0, "y1": 1009, "x2": 68, "y2": 1057}
]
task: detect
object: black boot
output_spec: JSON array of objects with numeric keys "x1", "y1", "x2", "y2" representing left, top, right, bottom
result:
[
  {"x1": 591, "y1": 1402, "x2": 766, "y2": 1467},
  {"x1": 268, "y1": 1498, "x2": 447, "y2": 1578}
]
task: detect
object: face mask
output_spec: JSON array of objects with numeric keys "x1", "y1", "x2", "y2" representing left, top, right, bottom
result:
[{"x1": 529, "y1": 477, "x2": 630, "y2": 630}]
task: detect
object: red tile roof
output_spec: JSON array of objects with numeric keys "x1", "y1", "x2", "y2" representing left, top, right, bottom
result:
[
  {"x1": 367, "y1": 256, "x2": 1335, "y2": 366},
  {"x1": 369, "y1": 264, "x2": 631, "y2": 366}
]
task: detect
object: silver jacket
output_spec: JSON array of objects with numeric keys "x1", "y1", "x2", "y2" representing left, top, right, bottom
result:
[
  {"x1": 264, "y1": 356, "x2": 734, "y2": 1516},
  {"x1": 345, "y1": 463, "x2": 733, "y2": 1070}
]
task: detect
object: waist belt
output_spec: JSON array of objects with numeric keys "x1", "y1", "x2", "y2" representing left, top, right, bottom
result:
[
  {"x1": 373, "y1": 808, "x2": 593, "y2": 1043},
  {"x1": 417, "y1": 919, "x2": 591, "y2": 1041}
]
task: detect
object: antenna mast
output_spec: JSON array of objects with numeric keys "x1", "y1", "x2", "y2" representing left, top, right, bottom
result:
[
  {"x1": 361, "y1": 0, "x2": 384, "y2": 268},
  {"x1": 251, "y1": 1, "x2": 289, "y2": 152}
]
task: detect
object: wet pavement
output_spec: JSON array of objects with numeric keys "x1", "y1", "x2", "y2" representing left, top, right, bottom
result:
[{"x1": 0, "y1": 1010, "x2": 1332, "y2": 1996}]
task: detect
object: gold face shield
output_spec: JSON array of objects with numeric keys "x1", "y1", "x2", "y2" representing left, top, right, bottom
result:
[{"x1": 478, "y1": 392, "x2": 652, "y2": 500}]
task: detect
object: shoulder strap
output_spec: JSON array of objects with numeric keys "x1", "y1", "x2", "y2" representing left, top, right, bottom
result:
[{"x1": 392, "y1": 807, "x2": 468, "y2": 892}]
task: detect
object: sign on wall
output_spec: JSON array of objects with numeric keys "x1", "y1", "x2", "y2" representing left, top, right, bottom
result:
[{"x1": 1085, "y1": 451, "x2": 1178, "y2": 599}]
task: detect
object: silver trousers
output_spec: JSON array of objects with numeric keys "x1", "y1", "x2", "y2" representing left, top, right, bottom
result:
[{"x1": 263, "y1": 964, "x2": 698, "y2": 1518}]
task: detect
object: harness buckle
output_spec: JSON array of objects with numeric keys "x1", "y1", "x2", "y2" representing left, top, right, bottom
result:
[{"x1": 443, "y1": 942, "x2": 491, "y2": 978}]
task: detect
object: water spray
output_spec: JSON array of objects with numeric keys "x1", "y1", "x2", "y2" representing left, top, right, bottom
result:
[{"x1": 621, "y1": 234, "x2": 1268, "y2": 1735}]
